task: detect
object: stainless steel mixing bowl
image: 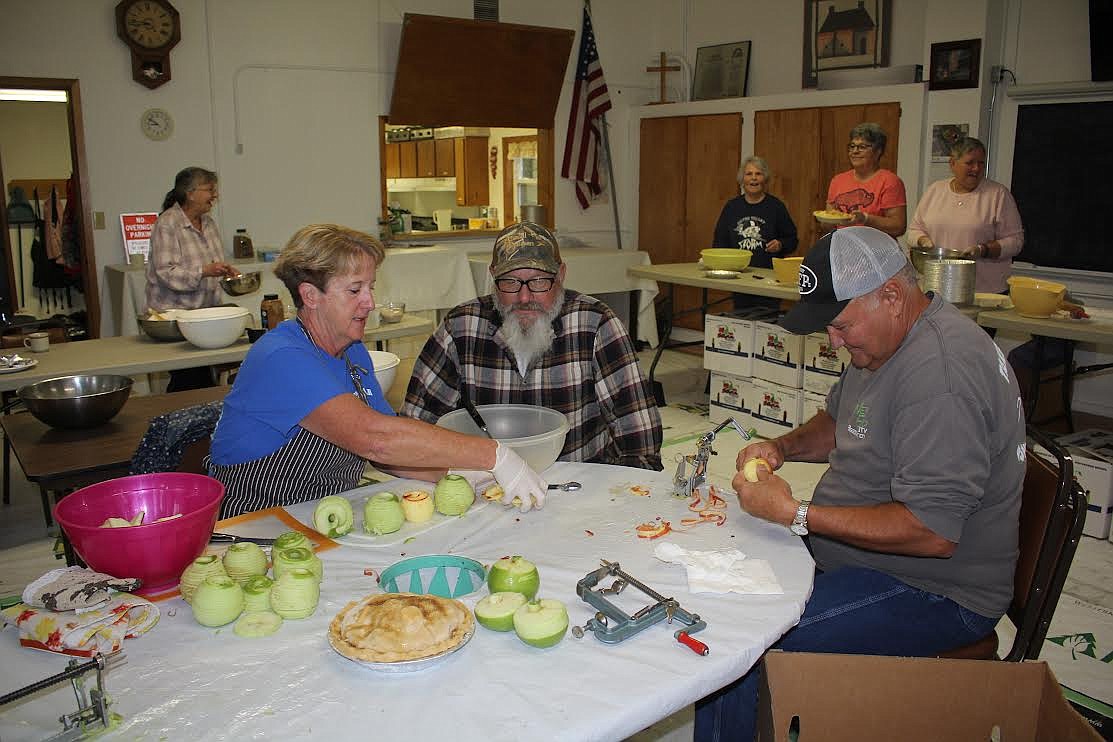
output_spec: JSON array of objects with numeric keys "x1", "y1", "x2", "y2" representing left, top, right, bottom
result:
[
  {"x1": 17, "y1": 374, "x2": 134, "y2": 429},
  {"x1": 220, "y1": 271, "x2": 261, "y2": 296},
  {"x1": 138, "y1": 316, "x2": 186, "y2": 341}
]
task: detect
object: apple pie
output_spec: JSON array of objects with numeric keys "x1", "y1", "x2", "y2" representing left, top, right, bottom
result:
[{"x1": 328, "y1": 592, "x2": 474, "y2": 663}]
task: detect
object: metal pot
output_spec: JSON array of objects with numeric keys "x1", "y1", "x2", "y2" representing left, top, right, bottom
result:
[
  {"x1": 910, "y1": 246, "x2": 966, "y2": 274},
  {"x1": 920, "y1": 258, "x2": 976, "y2": 306}
]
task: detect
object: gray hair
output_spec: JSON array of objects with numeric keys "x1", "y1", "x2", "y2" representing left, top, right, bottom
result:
[
  {"x1": 950, "y1": 136, "x2": 986, "y2": 160},
  {"x1": 162, "y1": 166, "x2": 217, "y2": 212},
  {"x1": 275, "y1": 224, "x2": 385, "y2": 308},
  {"x1": 849, "y1": 123, "x2": 887, "y2": 155},
  {"x1": 736, "y1": 156, "x2": 771, "y2": 184}
]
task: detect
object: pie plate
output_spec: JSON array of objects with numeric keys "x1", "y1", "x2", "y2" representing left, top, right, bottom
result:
[
  {"x1": 0, "y1": 358, "x2": 38, "y2": 374},
  {"x1": 813, "y1": 210, "x2": 853, "y2": 225},
  {"x1": 327, "y1": 623, "x2": 474, "y2": 673}
]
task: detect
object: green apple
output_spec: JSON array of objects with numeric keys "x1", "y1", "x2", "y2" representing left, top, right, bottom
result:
[
  {"x1": 474, "y1": 591, "x2": 528, "y2": 632},
  {"x1": 363, "y1": 492, "x2": 405, "y2": 535},
  {"x1": 434, "y1": 474, "x2": 475, "y2": 516},
  {"x1": 313, "y1": 495, "x2": 355, "y2": 538},
  {"x1": 487, "y1": 556, "x2": 540, "y2": 600},
  {"x1": 513, "y1": 598, "x2": 569, "y2": 648}
]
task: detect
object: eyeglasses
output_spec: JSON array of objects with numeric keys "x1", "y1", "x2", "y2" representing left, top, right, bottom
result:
[
  {"x1": 494, "y1": 276, "x2": 556, "y2": 293},
  {"x1": 847, "y1": 143, "x2": 874, "y2": 152}
]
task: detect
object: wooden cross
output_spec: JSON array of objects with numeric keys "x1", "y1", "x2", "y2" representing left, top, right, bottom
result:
[{"x1": 647, "y1": 52, "x2": 681, "y2": 105}]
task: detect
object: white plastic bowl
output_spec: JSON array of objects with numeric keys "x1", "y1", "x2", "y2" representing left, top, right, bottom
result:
[
  {"x1": 176, "y1": 306, "x2": 251, "y2": 349},
  {"x1": 436, "y1": 404, "x2": 569, "y2": 473},
  {"x1": 369, "y1": 350, "x2": 400, "y2": 393}
]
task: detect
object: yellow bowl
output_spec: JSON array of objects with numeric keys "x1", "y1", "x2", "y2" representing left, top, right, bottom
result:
[
  {"x1": 772, "y1": 257, "x2": 803, "y2": 285},
  {"x1": 701, "y1": 249, "x2": 752, "y2": 272},
  {"x1": 1009, "y1": 284, "x2": 1066, "y2": 318},
  {"x1": 1007, "y1": 276, "x2": 1066, "y2": 292}
]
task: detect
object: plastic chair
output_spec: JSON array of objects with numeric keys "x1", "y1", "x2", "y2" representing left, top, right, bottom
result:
[{"x1": 940, "y1": 426, "x2": 1088, "y2": 661}]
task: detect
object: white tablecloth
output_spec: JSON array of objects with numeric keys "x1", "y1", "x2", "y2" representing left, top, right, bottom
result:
[
  {"x1": 0, "y1": 462, "x2": 813, "y2": 742},
  {"x1": 469, "y1": 248, "x2": 661, "y2": 348}
]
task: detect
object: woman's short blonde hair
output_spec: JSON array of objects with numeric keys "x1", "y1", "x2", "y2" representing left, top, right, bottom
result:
[
  {"x1": 736, "y1": 156, "x2": 771, "y2": 185},
  {"x1": 275, "y1": 224, "x2": 385, "y2": 308}
]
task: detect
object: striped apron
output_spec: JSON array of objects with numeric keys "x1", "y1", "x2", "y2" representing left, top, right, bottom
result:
[{"x1": 208, "y1": 426, "x2": 365, "y2": 519}]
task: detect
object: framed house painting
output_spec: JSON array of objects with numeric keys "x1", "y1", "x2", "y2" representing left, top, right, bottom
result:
[
  {"x1": 929, "y1": 39, "x2": 982, "y2": 90},
  {"x1": 803, "y1": 0, "x2": 891, "y2": 88}
]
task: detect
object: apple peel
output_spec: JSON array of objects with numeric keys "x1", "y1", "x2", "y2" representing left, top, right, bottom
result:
[{"x1": 635, "y1": 521, "x2": 672, "y2": 539}]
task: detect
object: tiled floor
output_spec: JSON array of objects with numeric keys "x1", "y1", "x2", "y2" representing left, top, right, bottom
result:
[{"x1": 1, "y1": 348, "x2": 1109, "y2": 741}]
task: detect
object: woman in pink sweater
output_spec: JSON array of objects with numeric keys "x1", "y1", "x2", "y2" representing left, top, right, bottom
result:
[{"x1": 907, "y1": 137, "x2": 1025, "y2": 293}]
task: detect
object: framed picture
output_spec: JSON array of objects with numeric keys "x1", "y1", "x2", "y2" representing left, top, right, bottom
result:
[
  {"x1": 929, "y1": 39, "x2": 982, "y2": 90},
  {"x1": 692, "y1": 41, "x2": 752, "y2": 101},
  {"x1": 802, "y1": 0, "x2": 891, "y2": 88},
  {"x1": 931, "y1": 123, "x2": 969, "y2": 162}
]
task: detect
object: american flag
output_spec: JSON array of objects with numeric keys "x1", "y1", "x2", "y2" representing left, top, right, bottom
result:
[{"x1": 561, "y1": 5, "x2": 612, "y2": 210}]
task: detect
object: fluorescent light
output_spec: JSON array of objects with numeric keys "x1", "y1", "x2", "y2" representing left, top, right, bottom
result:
[{"x1": 0, "y1": 89, "x2": 68, "y2": 102}]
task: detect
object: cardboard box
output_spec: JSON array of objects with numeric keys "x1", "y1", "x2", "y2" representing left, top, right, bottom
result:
[
  {"x1": 708, "y1": 371, "x2": 753, "y2": 427},
  {"x1": 803, "y1": 332, "x2": 850, "y2": 395},
  {"x1": 759, "y1": 652, "x2": 1102, "y2": 742},
  {"x1": 704, "y1": 313, "x2": 756, "y2": 377},
  {"x1": 749, "y1": 378, "x2": 803, "y2": 440},
  {"x1": 801, "y1": 390, "x2": 827, "y2": 424},
  {"x1": 753, "y1": 320, "x2": 805, "y2": 389},
  {"x1": 1050, "y1": 429, "x2": 1113, "y2": 540}
]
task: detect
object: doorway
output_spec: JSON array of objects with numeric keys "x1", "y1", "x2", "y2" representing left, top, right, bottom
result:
[
  {"x1": 502, "y1": 135, "x2": 539, "y2": 225},
  {"x1": 0, "y1": 77, "x2": 100, "y2": 338}
]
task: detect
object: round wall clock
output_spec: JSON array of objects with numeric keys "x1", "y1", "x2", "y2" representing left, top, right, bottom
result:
[
  {"x1": 115, "y1": 0, "x2": 181, "y2": 90},
  {"x1": 140, "y1": 108, "x2": 174, "y2": 140}
]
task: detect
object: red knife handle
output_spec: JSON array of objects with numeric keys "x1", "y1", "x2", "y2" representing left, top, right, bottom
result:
[{"x1": 677, "y1": 632, "x2": 709, "y2": 656}]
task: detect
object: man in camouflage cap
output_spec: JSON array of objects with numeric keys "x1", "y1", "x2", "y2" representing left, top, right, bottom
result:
[{"x1": 402, "y1": 221, "x2": 662, "y2": 480}]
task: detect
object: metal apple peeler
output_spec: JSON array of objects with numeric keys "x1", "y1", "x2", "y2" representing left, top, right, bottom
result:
[
  {"x1": 572, "y1": 559, "x2": 709, "y2": 655},
  {"x1": 0, "y1": 652, "x2": 122, "y2": 740},
  {"x1": 672, "y1": 417, "x2": 754, "y2": 499}
]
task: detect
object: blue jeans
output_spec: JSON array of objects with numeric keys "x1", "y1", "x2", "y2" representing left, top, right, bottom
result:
[{"x1": 694, "y1": 566, "x2": 999, "y2": 742}]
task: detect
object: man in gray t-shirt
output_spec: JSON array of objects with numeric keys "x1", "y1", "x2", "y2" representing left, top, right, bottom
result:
[{"x1": 695, "y1": 227, "x2": 1026, "y2": 742}]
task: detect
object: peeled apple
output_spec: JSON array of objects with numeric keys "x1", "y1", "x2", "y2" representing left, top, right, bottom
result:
[
  {"x1": 313, "y1": 495, "x2": 355, "y2": 538},
  {"x1": 272, "y1": 546, "x2": 323, "y2": 583},
  {"x1": 474, "y1": 591, "x2": 528, "y2": 632},
  {"x1": 270, "y1": 568, "x2": 320, "y2": 619},
  {"x1": 363, "y1": 492, "x2": 405, "y2": 535},
  {"x1": 272, "y1": 531, "x2": 311, "y2": 554},
  {"x1": 742, "y1": 457, "x2": 772, "y2": 483},
  {"x1": 434, "y1": 474, "x2": 475, "y2": 516},
  {"x1": 487, "y1": 556, "x2": 540, "y2": 600},
  {"x1": 191, "y1": 575, "x2": 245, "y2": 627},
  {"x1": 99, "y1": 517, "x2": 133, "y2": 528},
  {"x1": 401, "y1": 490, "x2": 435, "y2": 523},
  {"x1": 222, "y1": 542, "x2": 268, "y2": 585},
  {"x1": 513, "y1": 598, "x2": 569, "y2": 648},
  {"x1": 242, "y1": 575, "x2": 274, "y2": 613},
  {"x1": 178, "y1": 555, "x2": 229, "y2": 604},
  {"x1": 233, "y1": 610, "x2": 283, "y2": 638}
]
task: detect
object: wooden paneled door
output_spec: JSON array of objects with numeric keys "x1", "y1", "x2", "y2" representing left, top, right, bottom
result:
[
  {"x1": 639, "y1": 113, "x2": 741, "y2": 330},
  {"x1": 755, "y1": 102, "x2": 900, "y2": 255}
]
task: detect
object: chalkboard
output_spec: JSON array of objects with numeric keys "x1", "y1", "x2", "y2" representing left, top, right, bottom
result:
[{"x1": 1011, "y1": 101, "x2": 1113, "y2": 274}]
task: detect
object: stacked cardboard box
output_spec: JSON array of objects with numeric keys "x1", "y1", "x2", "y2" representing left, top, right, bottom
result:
[{"x1": 1053, "y1": 429, "x2": 1113, "y2": 540}]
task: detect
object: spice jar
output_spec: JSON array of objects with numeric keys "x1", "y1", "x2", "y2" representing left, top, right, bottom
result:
[{"x1": 260, "y1": 294, "x2": 284, "y2": 330}]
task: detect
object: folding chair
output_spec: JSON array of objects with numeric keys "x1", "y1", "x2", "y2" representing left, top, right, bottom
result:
[{"x1": 940, "y1": 425, "x2": 1088, "y2": 661}]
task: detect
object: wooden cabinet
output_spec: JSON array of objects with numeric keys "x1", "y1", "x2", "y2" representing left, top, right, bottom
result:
[
  {"x1": 384, "y1": 142, "x2": 401, "y2": 179},
  {"x1": 434, "y1": 138, "x2": 456, "y2": 177},
  {"x1": 416, "y1": 139, "x2": 436, "y2": 178},
  {"x1": 639, "y1": 113, "x2": 742, "y2": 329},
  {"x1": 398, "y1": 141, "x2": 418, "y2": 178},
  {"x1": 454, "y1": 136, "x2": 490, "y2": 207}
]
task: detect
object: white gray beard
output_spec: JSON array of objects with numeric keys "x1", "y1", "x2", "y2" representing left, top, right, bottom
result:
[{"x1": 496, "y1": 291, "x2": 564, "y2": 374}]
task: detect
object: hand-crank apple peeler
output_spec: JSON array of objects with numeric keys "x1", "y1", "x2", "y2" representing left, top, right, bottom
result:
[
  {"x1": 572, "y1": 559, "x2": 709, "y2": 655},
  {"x1": 672, "y1": 417, "x2": 754, "y2": 499}
]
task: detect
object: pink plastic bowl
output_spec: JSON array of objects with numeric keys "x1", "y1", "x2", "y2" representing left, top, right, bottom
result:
[{"x1": 53, "y1": 473, "x2": 225, "y2": 596}]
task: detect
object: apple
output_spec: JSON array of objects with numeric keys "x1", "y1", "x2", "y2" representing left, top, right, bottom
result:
[
  {"x1": 363, "y1": 492, "x2": 405, "y2": 535},
  {"x1": 401, "y1": 490, "x2": 435, "y2": 523},
  {"x1": 474, "y1": 591, "x2": 528, "y2": 632},
  {"x1": 742, "y1": 457, "x2": 772, "y2": 483},
  {"x1": 513, "y1": 598, "x2": 569, "y2": 648},
  {"x1": 434, "y1": 474, "x2": 475, "y2": 516},
  {"x1": 487, "y1": 555, "x2": 540, "y2": 600}
]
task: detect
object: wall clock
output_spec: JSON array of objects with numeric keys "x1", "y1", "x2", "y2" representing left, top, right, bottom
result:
[
  {"x1": 115, "y1": 0, "x2": 181, "y2": 90},
  {"x1": 140, "y1": 108, "x2": 174, "y2": 140}
]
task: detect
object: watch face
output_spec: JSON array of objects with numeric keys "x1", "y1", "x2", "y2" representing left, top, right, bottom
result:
[
  {"x1": 789, "y1": 523, "x2": 809, "y2": 537},
  {"x1": 124, "y1": 0, "x2": 175, "y2": 48},
  {"x1": 141, "y1": 108, "x2": 173, "y2": 141}
]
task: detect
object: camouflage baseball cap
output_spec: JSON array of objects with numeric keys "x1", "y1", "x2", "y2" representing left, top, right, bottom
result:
[{"x1": 490, "y1": 221, "x2": 562, "y2": 277}]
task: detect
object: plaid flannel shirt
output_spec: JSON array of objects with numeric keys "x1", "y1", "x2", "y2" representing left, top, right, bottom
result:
[
  {"x1": 144, "y1": 204, "x2": 225, "y2": 312},
  {"x1": 401, "y1": 291, "x2": 663, "y2": 470}
]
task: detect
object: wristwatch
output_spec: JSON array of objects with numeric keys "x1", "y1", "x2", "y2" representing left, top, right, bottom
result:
[{"x1": 789, "y1": 500, "x2": 811, "y2": 536}]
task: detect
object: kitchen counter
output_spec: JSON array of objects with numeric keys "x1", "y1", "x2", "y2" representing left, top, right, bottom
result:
[{"x1": 389, "y1": 229, "x2": 501, "y2": 243}]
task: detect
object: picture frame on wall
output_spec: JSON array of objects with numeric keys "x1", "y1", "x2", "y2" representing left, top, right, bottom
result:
[
  {"x1": 931, "y1": 123, "x2": 970, "y2": 162},
  {"x1": 929, "y1": 39, "x2": 982, "y2": 90},
  {"x1": 692, "y1": 41, "x2": 752, "y2": 101},
  {"x1": 802, "y1": 0, "x2": 891, "y2": 88}
]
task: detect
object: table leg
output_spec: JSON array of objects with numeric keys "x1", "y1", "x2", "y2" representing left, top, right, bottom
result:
[
  {"x1": 3, "y1": 433, "x2": 10, "y2": 506},
  {"x1": 39, "y1": 484, "x2": 53, "y2": 527},
  {"x1": 1061, "y1": 340, "x2": 1076, "y2": 434},
  {"x1": 647, "y1": 289, "x2": 674, "y2": 407}
]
